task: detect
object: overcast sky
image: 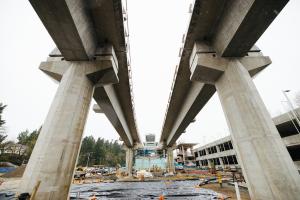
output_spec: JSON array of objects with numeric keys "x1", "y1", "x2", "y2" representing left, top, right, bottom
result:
[{"x1": 1, "y1": 0, "x2": 300, "y2": 148}]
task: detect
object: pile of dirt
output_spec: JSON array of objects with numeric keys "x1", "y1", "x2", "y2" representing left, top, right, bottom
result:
[{"x1": 1, "y1": 165, "x2": 25, "y2": 178}]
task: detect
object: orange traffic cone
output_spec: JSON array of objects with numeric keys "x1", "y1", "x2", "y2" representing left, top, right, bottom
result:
[{"x1": 90, "y1": 194, "x2": 97, "y2": 200}]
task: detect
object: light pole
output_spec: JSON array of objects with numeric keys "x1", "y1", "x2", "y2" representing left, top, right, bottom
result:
[
  {"x1": 282, "y1": 90, "x2": 300, "y2": 128},
  {"x1": 86, "y1": 152, "x2": 92, "y2": 168},
  {"x1": 281, "y1": 101, "x2": 300, "y2": 134}
]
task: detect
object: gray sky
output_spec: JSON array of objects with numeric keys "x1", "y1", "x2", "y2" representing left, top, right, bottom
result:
[{"x1": 1, "y1": 0, "x2": 300, "y2": 148}]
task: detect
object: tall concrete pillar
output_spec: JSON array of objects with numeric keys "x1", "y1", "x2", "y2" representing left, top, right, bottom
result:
[
  {"x1": 181, "y1": 146, "x2": 185, "y2": 165},
  {"x1": 125, "y1": 147, "x2": 134, "y2": 176},
  {"x1": 19, "y1": 63, "x2": 93, "y2": 199},
  {"x1": 18, "y1": 45, "x2": 118, "y2": 199},
  {"x1": 215, "y1": 60, "x2": 300, "y2": 199},
  {"x1": 190, "y1": 42, "x2": 300, "y2": 199},
  {"x1": 166, "y1": 148, "x2": 175, "y2": 173}
]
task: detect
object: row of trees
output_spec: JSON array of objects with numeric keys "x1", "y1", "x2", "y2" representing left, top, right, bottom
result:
[{"x1": 77, "y1": 136, "x2": 125, "y2": 167}]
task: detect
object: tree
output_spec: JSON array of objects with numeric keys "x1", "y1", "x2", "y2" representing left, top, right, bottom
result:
[
  {"x1": 16, "y1": 128, "x2": 40, "y2": 158},
  {"x1": 78, "y1": 136, "x2": 95, "y2": 166},
  {"x1": 94, "y1": 138, "x2": 105, "y2": 165},
  {"x1": 17, "y1": 130, "x2": 30, "y2": 145},
  {"x1": 77, "y1": 136, "x2": 125, "y2": 167},
  {"x1": 0, "y1": 103, "x2": 6, "y2": 127},
  {"x1": 0, "y1": 103, "x2": 8, "y2": 154}
]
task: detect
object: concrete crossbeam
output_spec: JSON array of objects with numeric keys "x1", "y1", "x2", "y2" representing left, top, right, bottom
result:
[
  {"x1": 190, "y1": 42, "x2": 271, "y2": 83},
  {"x1": 29, "y1": 0, "x2": 97, "y2": 60}
]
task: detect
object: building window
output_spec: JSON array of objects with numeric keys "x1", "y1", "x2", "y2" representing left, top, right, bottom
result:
[
  {"x1": 224, "y1": 142, "x2": 230, "y2": 150},
  {"x1": 208, "y1": 148, "x2": 211, "y2": 154},
  {"x1": 229, "y1": 141, "x2": 233, "y2": 149},
  {"x1": 194, "y1": 152, "x2": 198, "y2": 157},
  {"x1": 227, "y1": 155, "x2": 235, "y2": 164},
  {"x1": 232, "y1": 155, "x2": 238, "y2": 164},
  {"x1": 201, "y1": 159, "x2": 208, "y2": 166},
  {"x1": 218, "y1": 144, "x2": 224, "y2": 152},
  {"x1": 214, "y1": 158, "x2": 220, "y2": 165},
  {"x1": 221, "y1": 157, "x2": 228, "y2": 165}
]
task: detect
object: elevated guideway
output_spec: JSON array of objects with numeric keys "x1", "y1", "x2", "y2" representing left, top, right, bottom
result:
[
  {"x1": 19, "y1": 0, "x2": 140, "y2": 199},
  {"x1": 160, "y1": 0, "x2": 288, "y2": 147},
  {"x1": 32, "y1": 0, "x2": 141, "y2": 147},
  {"x1": 160, "y1": 1, "x2": 300, "y2": 199}
]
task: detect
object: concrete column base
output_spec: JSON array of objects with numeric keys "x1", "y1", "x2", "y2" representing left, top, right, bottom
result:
[
  {"x1": 125, "y1": 148, "x2": 134, "y2": 176},
  {"x1": 215, "y1": 60, "x2": 300, "y2": 200},
  {"x1": 19, "y1": 63, "x2": 94, "y2": 199}
]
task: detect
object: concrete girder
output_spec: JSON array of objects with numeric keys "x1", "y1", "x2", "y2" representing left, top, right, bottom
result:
[
  {"x1": 165, "y1": 83, "x2": 215, "y2": 146},
  {"x1": 29, "y1": 0, "x2": 97, "y2": 60},
  {"x1": 211, "y1": 0, "x2": 289, "y2": 56},
  {"x1": 93, "y1": 86, "x2": 134, "y2": 147}
]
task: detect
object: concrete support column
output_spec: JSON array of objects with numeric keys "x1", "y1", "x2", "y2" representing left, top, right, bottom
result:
[
  {"x1": 167, "y1": 148, "x2": 175, "y2": 173},
  {"x1": 18, "y1": 45, "x2": 118, "y2": 199},
  {"x1": 125, "y1": 148, "x2": 134, "y2": 176},
  {"x1": 181, "y1": 146, "x2": 185, "y2": 165},
  {"x1": 215, "y1": 60, "x2": 300, "y2": 200},
  {"x1": 19, "y1": 63, "x2": 94, "y2": 199}
]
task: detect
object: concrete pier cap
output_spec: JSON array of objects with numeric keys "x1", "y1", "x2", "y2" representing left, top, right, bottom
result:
[
  {"x1": 189, "y1": 42, "x2": 271, "y2": 84},
  {"x1": 40, "y1": 44, "x2": 119, "y2": 86}
]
